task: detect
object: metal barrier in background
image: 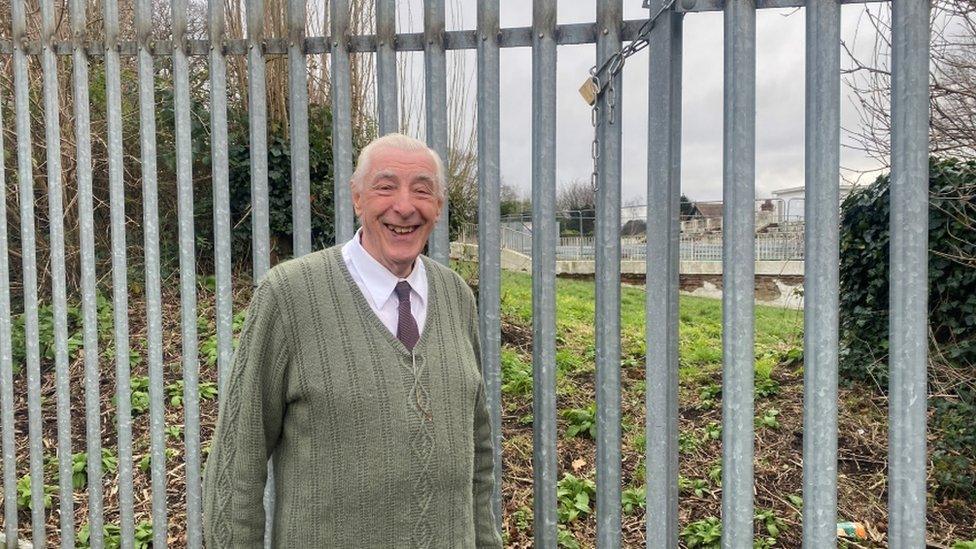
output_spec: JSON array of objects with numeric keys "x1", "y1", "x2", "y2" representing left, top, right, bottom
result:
[
  {"x1": 461, "y1": 224, "x2": 806, "y2": 261},
  {"x1": 0, "y1": 0, "x2": 930, "y2": 548}
]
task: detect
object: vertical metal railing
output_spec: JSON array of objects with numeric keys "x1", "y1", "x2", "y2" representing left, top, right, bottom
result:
[
  {"x1": 476, "y1": 0, "x2": 504, "y2": 530},
  {"x1": 106, "y1": 0, "x2": 136, "y2": 544},
  {"x1": 0, "y1": 78, "x2": 17, "y2": 549},
  {"x1": 245, "y1": 0, "x2": 275, "y2": 539},
  {"x1": 11, "y1": 0, "x2": 46, "y2": 542},
  {"x1": 173, "y1": 0, "x2": 203, "y2": 542},
  {"x1": 75, "y1": 0, "x2": 106, "y2": 542},
  {"x1": 425, "y1": 0, "x2": 450, "y2": 264},
  {"x1": 646, "y1": 0, "x2": 682, "y2": 546},
  {"x1": 38, "y1": 0, "x2": 76, "y2": 543},
  {"x1": 248, "y1": 0, "x2": 272, "y2": 281},
  {"x1": 531, "y1": 1, "x2": 558, "y2": 546},
  {"x1": 332, "y1": 0, "x2": 356, "y2": 244},
  {"x1": 134, "y1": 0, "x2": 169, "y2": 539},
  {"x1": 0, "y1": 1, "x2": 934, "y2": 546},
  {"x1": 376, "y1": 0, "x2": 398, "y2": 134},
  {"x1": 721, "y1": 1, "x2": 757, "y2": 547},
  {"x1": 210, "y1": 0, "x2": 236, "y2": 400},
  {"x1": 888, "y1": 1, "x2": 930, "y2": 547},
  {"x1": 595, "y1": 0, "x2": 623, "y2": 546},
  {"x1": 288, "y1": 0, "x2": 312, "y2": 257},
  {"x1": 802, "y1": 0, "x2": 841, "y2": 546}
]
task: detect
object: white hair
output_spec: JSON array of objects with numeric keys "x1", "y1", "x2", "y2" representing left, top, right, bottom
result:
[{"x1": 351, "y1": 133, "x2": 446, "y2": 200}]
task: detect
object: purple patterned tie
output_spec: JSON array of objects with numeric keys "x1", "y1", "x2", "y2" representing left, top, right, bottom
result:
[{"x1": 394, "y1": 281, "x2": 420, "y2": 350}]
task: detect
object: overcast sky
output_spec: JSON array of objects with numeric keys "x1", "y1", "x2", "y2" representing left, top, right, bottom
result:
[{"x1": 393, "y1": 1, "x2": 888, "y2": 205}]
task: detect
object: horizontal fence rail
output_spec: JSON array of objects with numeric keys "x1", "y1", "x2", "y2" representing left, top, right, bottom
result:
[
  {"x1": 0, "y1": 0, "x2": 930, "y2": 547},
  {"x1": 0, "y1": 19, "x2": 668, "y2": 56},
  {"x1": 461, "y1": 225, "x2": 805, "y2": 261}
]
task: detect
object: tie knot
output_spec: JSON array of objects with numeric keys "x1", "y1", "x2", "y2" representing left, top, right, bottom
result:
[{"x1": 395, "y1": 280, "x2": 412, "y2": 302}]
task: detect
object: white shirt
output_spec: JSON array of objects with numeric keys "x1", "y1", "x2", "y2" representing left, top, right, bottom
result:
[{"x1": 341, "y1": 228, "x2": 428, "y2": 337}]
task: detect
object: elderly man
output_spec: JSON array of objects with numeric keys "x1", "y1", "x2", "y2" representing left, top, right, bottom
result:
[{"x1": 203, "y1": 133, "x2": 503, "y2": 548}]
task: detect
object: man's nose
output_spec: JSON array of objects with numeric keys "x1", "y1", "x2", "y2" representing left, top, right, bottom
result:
[{"x1": 391, "y1": 188, "x2": 416, "y2": 217}]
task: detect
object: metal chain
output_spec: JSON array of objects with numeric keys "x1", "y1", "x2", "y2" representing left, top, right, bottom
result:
[{"x1": 587, "y1": 0, "x2": 676, "y2": 193}]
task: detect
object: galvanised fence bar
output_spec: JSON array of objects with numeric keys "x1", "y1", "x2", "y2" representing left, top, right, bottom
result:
[
  {"x1": 0, "y1": 1, "x2": 931, "y2": 548},
  {"x1": 802, "y1": 0, "x2": 842, "y2": 545}
]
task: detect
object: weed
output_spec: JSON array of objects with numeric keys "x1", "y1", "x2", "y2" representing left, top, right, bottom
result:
[
  {"x1": 621, "y1": 354, "x2": 641, "y2": 368},
  {"x1": 71, "y1": 453, "x2": 88, "y2": 488},
  {"x1": 16, "y1": 474, "x2": 57, "y2": 510},
  {"x1": 138, "y1": 447, "x2": 179, "y2": 473},
  {"x1": 563, "y1": 404, "x2": 597, "y2": 439},
  {"x1": 114, "y1": 375, "x2": 151, "y2": 416},
  {"x1": 102, "y1": 448, "x2": 119, "y2": 476},
  {"x1": 756, "y1": 408, "x2": 781, "y2": 430},
  {"x1": 952, "y1": 541, "x2": 976, "y2": 549},
  {"x1": 167, "y1": 380, "x2": 218, "y2": 408},
  {"x1": 755, "y1": 508, "x2": 785, "y2": 539},
  {"x1": 708, "y1": 464, "x2": 722, "y2": 484},
  {"x1": 699, "y1": 383, "x2": 721, "y2": 409},
  {"x1": 557, "y1": 526, "x2": 580, "y2": 549},
  {"x1": 703, "y1": 421, "x2": 722, "y2": 442},
  {"x1": 511, "y1": 506, "x2": 532, "y2": 532},
  {"x1": 501, "y1": 348, "x2": 532, "y2": 396},
  {"x1": 63, "y1": 449, "x2": 118, "y2": 489},
  {"x1": 680, "y1": 516, "x2": 721, "y2": 548},
  {"x1": 678, "y1": 475, "x2": 710, "y2": 498},
  {"x1": 200, "y1": 335, "x2": 219, "y2": 367},
  {"x1": 679, "y1": 432, "x2": 700, "y2": 454},
  {"x1": 77, "y1": 523, "x2": 122, "y2": 549},
  {"x1": 556, "y1": 473, "x2": 595, "y2": 523},
  {"x1": 755, "y1": 375, "x2": 781, "y2": 398},
  {"x1": 632, "y1": 432, "x2": 647, "y2": 454},
  {"x1": 9, "y1": 302, "x2": 85, "y2": 372},
  {"x1": 134, "y1": 520, "x2": 154, "y2": 548},
  {"x1": 103, "y1": 345, "x2": 143, "y2": 368},
  {"x1": 556, "y1": 348, "x2": 588, "y2": 374},
  {"x1": 788, "y1": 494, "x2": 803, "y2": 509},
  {"x1": 621, "y1": 486, "x2": 646, "y2": 514},
  {"x1": 166, "y1": 425, "x2": 184, "y2": 440}
]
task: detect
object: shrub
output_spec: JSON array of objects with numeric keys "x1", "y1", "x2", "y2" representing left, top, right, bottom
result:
[
  {"x1": 931, "y1": 393, "x2": 976, "y2": 499},
  {"x1": 839, "y1": 157, "x2": 976, "y2": 384},
  {"x1": 839, "y1": 157, "x2": 976, "y2": 502}
]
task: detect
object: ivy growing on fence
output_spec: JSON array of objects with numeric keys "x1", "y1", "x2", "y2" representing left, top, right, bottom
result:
[
  {"x1": 839, "y1": 156, "x2": 976, "y2": 501},
  {"x1": 839, "y1": 156, "x2": 976, "y2": 384}
]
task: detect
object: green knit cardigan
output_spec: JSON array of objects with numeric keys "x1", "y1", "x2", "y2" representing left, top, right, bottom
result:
[{"x1": 202, "y1": 246, "x2": 502, "y2": 548}]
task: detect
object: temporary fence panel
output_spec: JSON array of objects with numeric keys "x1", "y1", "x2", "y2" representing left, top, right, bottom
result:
[{"x1": 0, "y1": 0, "x2": 930, "y2": 547}]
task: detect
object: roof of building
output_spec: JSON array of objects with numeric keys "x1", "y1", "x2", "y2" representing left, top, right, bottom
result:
[
  {"x1": 692, "y1": 202, "x2": 724, "y2": 218},
  {"x1": 771, "y1": 183, "x2": 856, "y2": 196}
]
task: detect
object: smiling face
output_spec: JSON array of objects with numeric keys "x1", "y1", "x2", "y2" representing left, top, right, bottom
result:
[{"x1": 352, "y1": 146, "x2": 443, "y2": 277}]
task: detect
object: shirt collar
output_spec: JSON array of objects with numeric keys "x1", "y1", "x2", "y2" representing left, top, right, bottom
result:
[{"x1": 345, "y1": 228, "x2": 427, "y2": 307}]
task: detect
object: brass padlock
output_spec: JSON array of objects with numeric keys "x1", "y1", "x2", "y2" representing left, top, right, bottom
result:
[{"x1": 579, "y1": 77, "x2": 599, "y2": 106}]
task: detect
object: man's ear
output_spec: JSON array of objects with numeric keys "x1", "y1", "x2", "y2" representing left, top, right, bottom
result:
[
  {"x1": 351, "y1": 182, "x2": 362, "y2": 217},
  {"x1": 434, "y1": 195, "x2": 445, "y2": 221}
]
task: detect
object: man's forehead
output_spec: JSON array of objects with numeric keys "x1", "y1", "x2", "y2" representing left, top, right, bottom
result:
[
  {"x1": 369, "y1": 146, "x2": 437, "y2": 172},
  {"x1": 372, "y1": 169, "x2": 435, "y2": 183}
]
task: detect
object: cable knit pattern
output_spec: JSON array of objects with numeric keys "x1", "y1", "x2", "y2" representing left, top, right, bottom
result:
[{"x1": 203, "y1": 246, "x2": 502, "y2": 548}]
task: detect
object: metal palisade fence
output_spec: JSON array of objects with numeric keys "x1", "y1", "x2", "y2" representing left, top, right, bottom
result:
[{"x1": 0, "y1": 1, "x2": 930, "y2": 549}]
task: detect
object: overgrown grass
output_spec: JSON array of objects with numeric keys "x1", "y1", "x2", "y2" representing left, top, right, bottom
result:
[
  {"x1": 458, "y1": 265, "x2": 814, "y2": 546},
  {"x1": 482, "y1": 268, "x2": 803, "y2": 384}
]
